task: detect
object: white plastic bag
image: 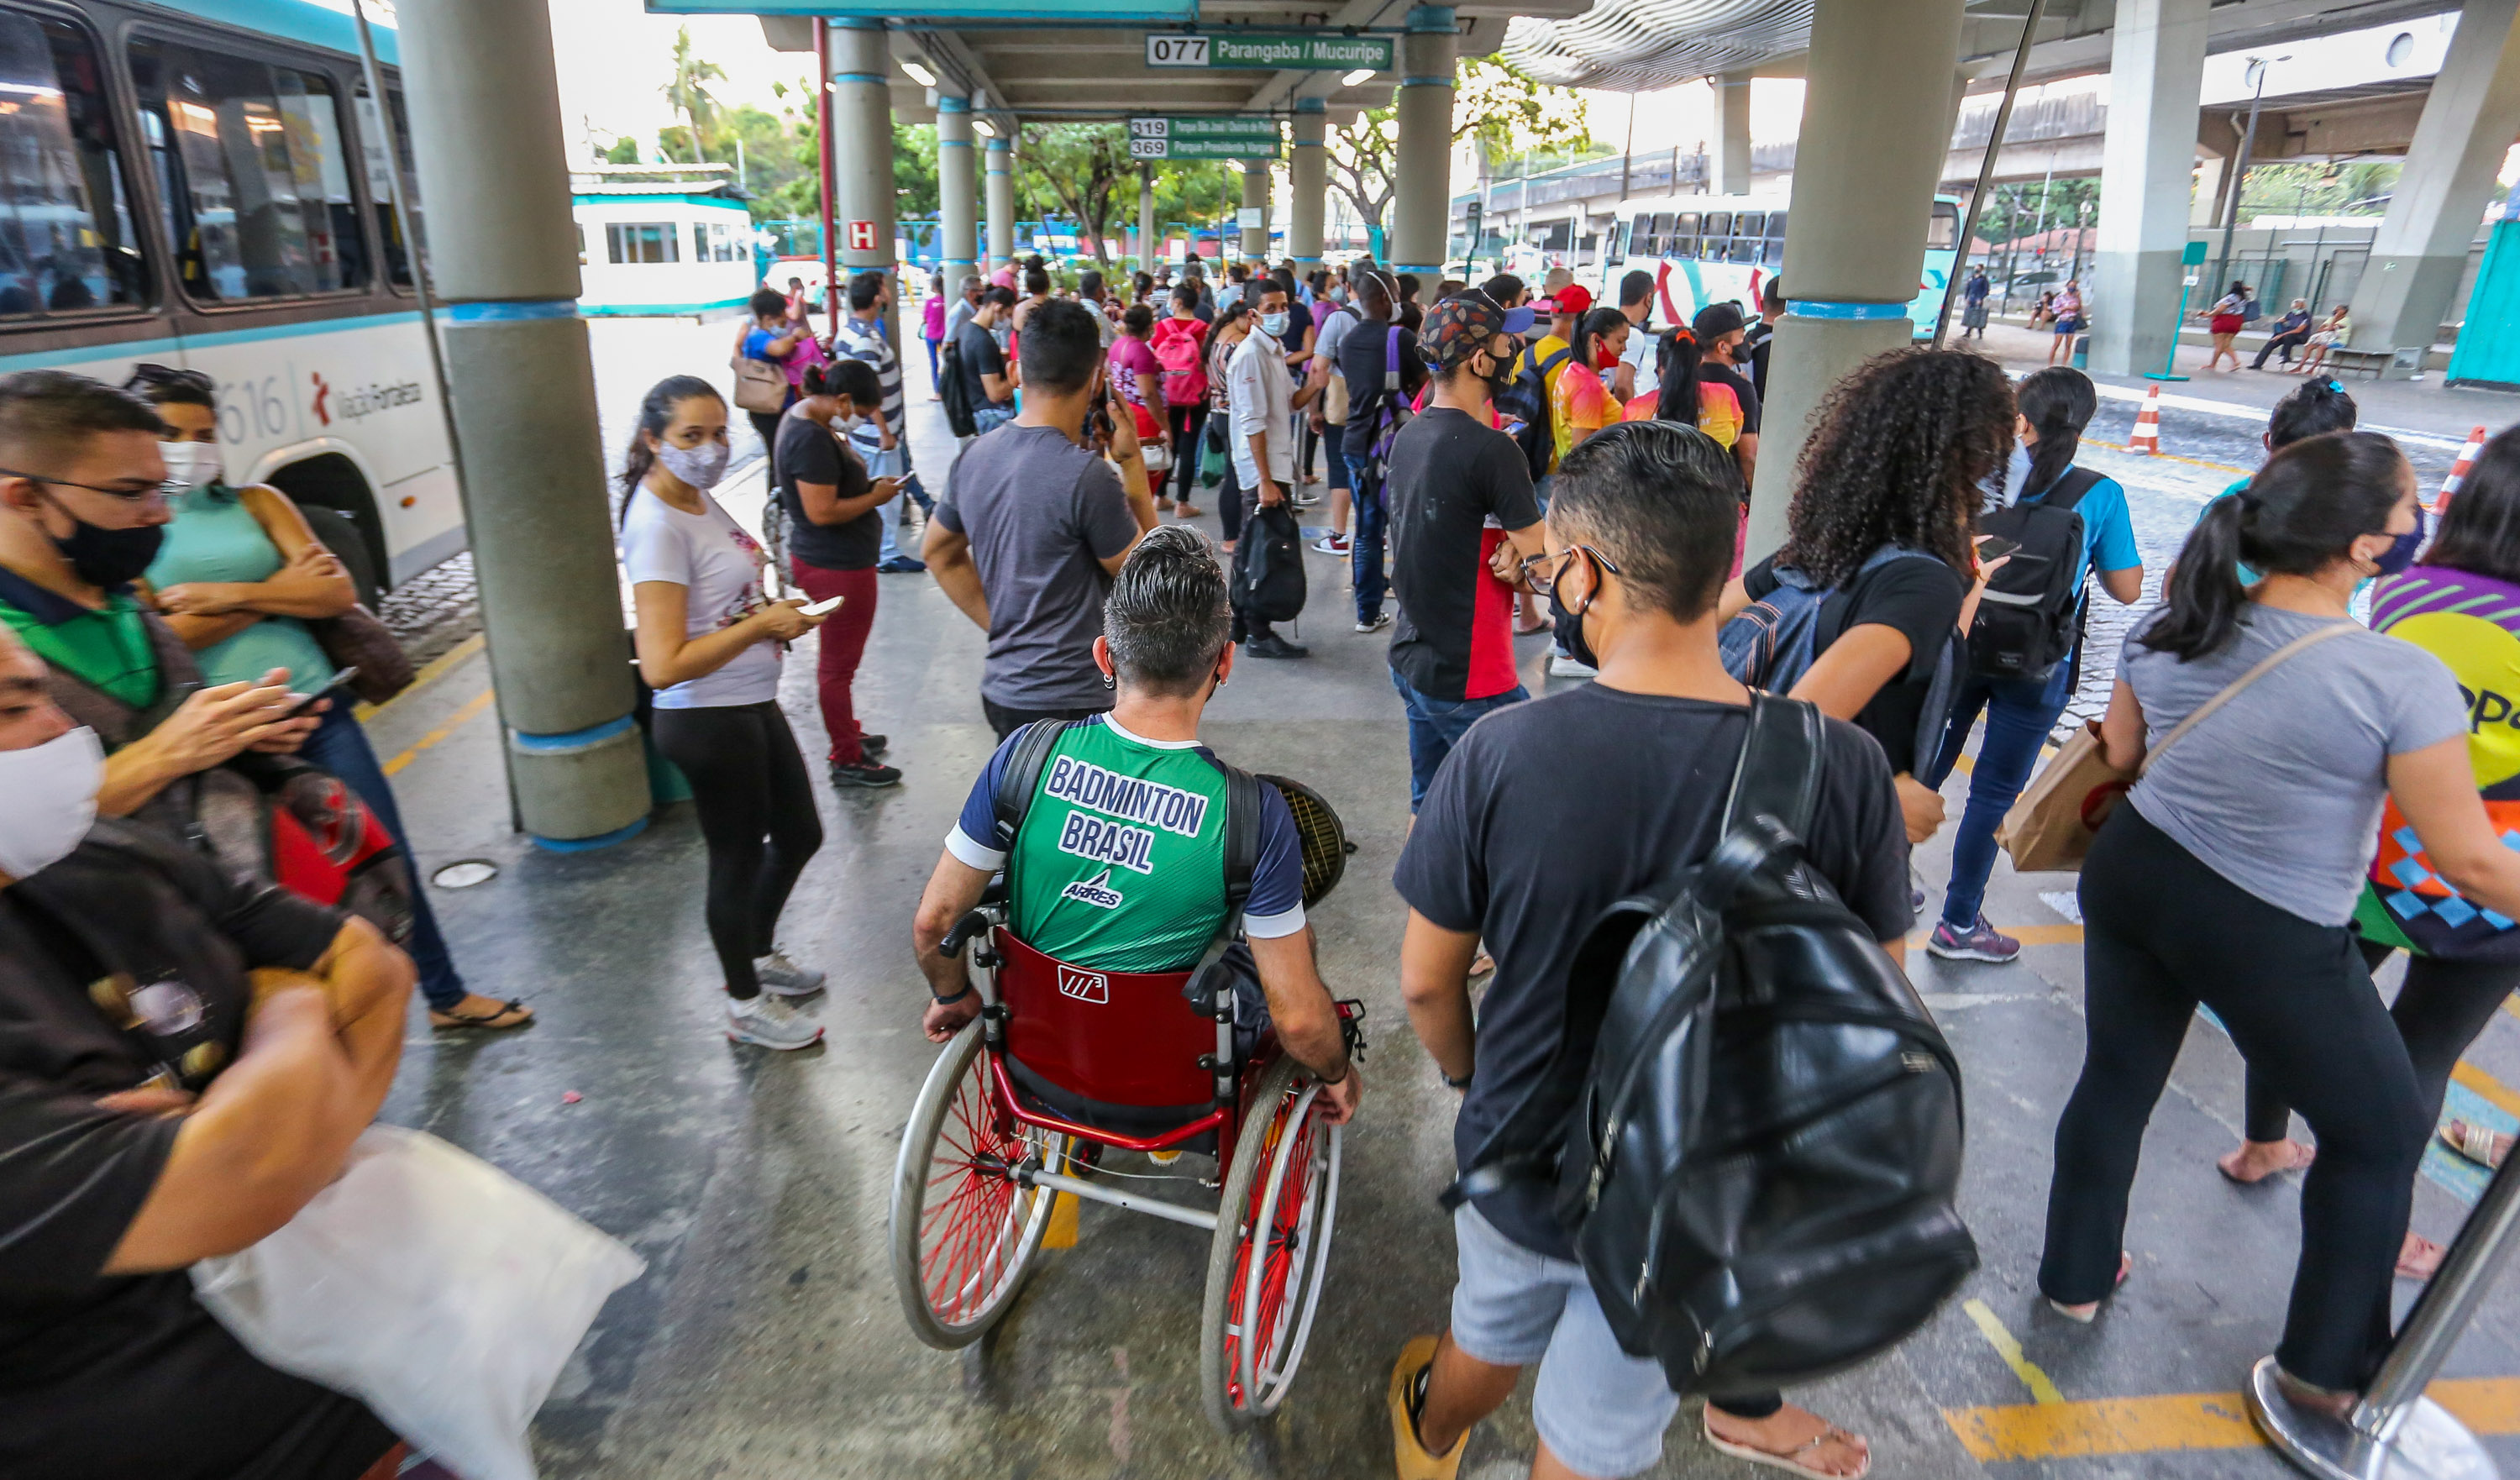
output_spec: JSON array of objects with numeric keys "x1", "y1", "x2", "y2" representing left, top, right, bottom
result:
[{"x1": 191, "y1": 1126, "x2": 645, "y2": 1480}]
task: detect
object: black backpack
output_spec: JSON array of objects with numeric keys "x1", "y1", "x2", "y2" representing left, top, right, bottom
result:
[
  {"x1": 1967, "y1": 467, "x2": 2099, "y2": 682},
  {"x1": 1447, "y1": 695, "x2": 1976, "y2": 1394},
  {"x1": 1236, "y1": 500, "x2": 1307, "y2": 625},
  {"x1": 1496, "y1": 343, "x2": 1568, "y2": 480},
  {"x1": 938, "y1": 337, "x2": 978, "y2": 438}
]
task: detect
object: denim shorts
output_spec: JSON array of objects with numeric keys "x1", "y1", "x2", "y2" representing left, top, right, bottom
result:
[{"x1": 1449, "y1": 1204, "x2": 1680, "y2": 1478}]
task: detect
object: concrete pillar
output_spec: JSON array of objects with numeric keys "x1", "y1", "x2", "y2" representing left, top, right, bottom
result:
[
  {"x1": 1714, "y1": 71, "x2": 1754, "y2": 196},
  {"x1": 1138, "y1": 168, "x2": 1157, "y2": 275},
  {"x1": 2089, "y1": 0, "x2": 2209, "y2": 376},
  {"x1": 830, "y1": 21, "x2": 897, "y2": 346},
  {"x1": 1240, "y1": 162, "x2": 1269, "y2": 261},
  {"x1": 2191, "y1": 151, "x2": 2228, "y2": 228},
  {"x1": 395, "y1": 0, "x2": 644, "y2": 846},
  {"x1": 937, "y1": 94, "x2": 979, "y2": 286},
  {"x1": 1746, "y1": 0, "x2": 1968, "y2": 565},
  {"x1": 1391, "y1": 6, "x2": 1457, "y2": 274},
  {"x1": 1290, "y1": 99, "x2": 1327, "y2": 270},
  {"x1": 2349, "y1": 0, "x2": 2520, "y2": 364},
  {"x1": 985, "y1": 133, "x2": 1015, "y2": 270}
]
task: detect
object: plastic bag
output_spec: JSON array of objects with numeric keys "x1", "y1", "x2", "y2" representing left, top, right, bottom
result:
[{"x1": 191, "y1": 1126, "x2": 645, "y2": 1480}]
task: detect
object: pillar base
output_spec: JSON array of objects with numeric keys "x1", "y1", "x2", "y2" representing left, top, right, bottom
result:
[
  {"x1": 2354, "y1": 251, "x2": 2465, "y2": 362},
  {"x1": 1744, "y1": 312, "x2": 1915, "y2": 564},
  {"x1": 509, "y1": 721, "x2": 651, "y2": 843},
  {"x1": 2088, "y1": 248, "x2": 2185, "y2": 378}
]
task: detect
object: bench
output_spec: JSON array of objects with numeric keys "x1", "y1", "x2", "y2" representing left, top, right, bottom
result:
[{"x1": 2319, "y1": 347, "x2": 2394, "y2": 380}]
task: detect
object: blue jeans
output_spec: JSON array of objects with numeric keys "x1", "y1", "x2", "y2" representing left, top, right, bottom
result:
[
  {"x1": 1390, "y1": 668, "x2": 1528, "y2": 811},
  {"x1": 1322, "y1": 421, "x2": 1348, "y2": 492},
  {"x1": 1924, "y1": 661, "x2": 2073, "y2": 931},
  {"x1": 302, "y1": 702, "x2": 468, "y2": 1010},
  {"x1": 1346, "y1": 451, "x2": 1388, "y2": 623},
  {"x1": 862, "y1": 445, "x2": 915, "y2": 564}
]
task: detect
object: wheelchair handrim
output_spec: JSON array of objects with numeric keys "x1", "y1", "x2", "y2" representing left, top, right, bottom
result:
[
  {"x1": 1226, "y1": 1082, "x2": 1341, "y2": 1417},
  {"x1": 916, "y1": 1047, "x2": 1062, "y2": 1333}
]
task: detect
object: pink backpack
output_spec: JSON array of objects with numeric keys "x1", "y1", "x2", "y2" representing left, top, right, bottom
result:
[{"x1": 1151, "y1": 319, "x2": 1207, "y2": 407}]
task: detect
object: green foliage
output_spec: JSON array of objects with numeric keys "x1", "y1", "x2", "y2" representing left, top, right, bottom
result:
[
  {"x1": 1016, "y1": 123, "x2": 1141, "y2": 265},
  {"x1": 661, "y1": 26, "x2": 727, "y2": 160},
  {"x1": 1971, "y1": 177, "x2": 2099, "y2": 249},
  {"x1": 2236, "y1": 161, "x2": 2400, "y2": 219},
  {"x1": 602, "y1": 135, "x2": 642, "y2": 165},
  {"x1": 1327, "y1": 57, "x2": 1591, "y2": 233}
]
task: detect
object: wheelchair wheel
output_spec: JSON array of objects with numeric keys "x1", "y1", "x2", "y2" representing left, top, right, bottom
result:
[
  {"x1": 1199, "y1": 1054, "x2": 1343, "y2": 1435},
  {"x1": 888, "y1": 1021, "x2": 1068, "y2": 1348}
]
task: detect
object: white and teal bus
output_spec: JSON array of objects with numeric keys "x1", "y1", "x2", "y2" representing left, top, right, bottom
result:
[
  {"x1": 1588, "y1": 192, "x2": 1963, "y2": 342},
  {"x1": 0, "y1": 0, "x2": 454, "y2": 602}
]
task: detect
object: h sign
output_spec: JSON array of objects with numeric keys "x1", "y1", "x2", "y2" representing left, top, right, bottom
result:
[{"x1": 846, "y1": 219, "x2": 878, "y2": 253}]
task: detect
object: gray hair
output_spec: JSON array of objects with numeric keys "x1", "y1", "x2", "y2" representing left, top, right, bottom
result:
[{"x1": 1103, "y1": 525, "x2": 1231, "y2": 695}]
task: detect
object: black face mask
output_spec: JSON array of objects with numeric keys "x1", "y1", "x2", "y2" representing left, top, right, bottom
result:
[
  {"x1": 45, "y1": 496, "x2": 163, "y2": 589},
  {"x1": 1480, "y1": 348, "x2": 1517, "y2": 398},
  {"x1": 1547, "y1": 557, "x2": 1602, "y2": 669}
]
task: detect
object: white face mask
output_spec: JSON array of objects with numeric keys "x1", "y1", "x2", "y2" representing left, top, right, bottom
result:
[
  {"x1": 654, "y1": 440, "x2": 729, "y2": 492},
  {"x1": 160, "y1": 441, "x2": 223, "y2": 494},
  {"x1": 0, "y1": 727, "x2": 102, "y2": 880},
  {"x1": 837, "y1": 411, "x2": 864, "y2": 433},
  {"x1": 1987, "y1": 442, "x2": 2032, "y2": 509}
]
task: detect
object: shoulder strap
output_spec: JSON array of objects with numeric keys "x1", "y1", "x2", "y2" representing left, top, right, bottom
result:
[
  {"x1": 2139, "y1": 622, "x2": 2359, "y2": 778},
  {"x1": 1541, "y1": 346, "x2": 1571, "y2": 375},
  {"x1": 1719, "y1": 692, "x2": 1824, "y2": 844},
  {"x1": 989, "y1": 719, "x2": 1074, "y2": 852},
  {"x1": 2033, "y1": 465, "x2": 2103, "y2": 512},
  {"x1": 1385, "y1": 327, "x2": 1402, "y2": 389},
  {"x1": 1217, "y1": 763, "x2": 1262, "y2": 917}
]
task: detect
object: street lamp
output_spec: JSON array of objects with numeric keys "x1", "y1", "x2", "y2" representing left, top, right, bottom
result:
[
  {"x1": 2212, "y1": 54, "x2": 2289, "y2": 300},
  {"x1": 1341, "y1": 67, "x2": 1375, "y2": 87}
]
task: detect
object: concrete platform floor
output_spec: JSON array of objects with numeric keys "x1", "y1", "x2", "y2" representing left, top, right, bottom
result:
[{"x1": 354, "y1": 341, "x2": 2520, "y2": 1480}]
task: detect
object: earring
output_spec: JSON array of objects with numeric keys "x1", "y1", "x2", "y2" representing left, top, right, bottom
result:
[{"x1": 1101, "y1": 670, "x2": 1116, "y2": 689}]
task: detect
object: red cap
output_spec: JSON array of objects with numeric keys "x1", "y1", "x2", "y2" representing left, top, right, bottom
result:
[{"x1": 1538, "y1": 284, "x2": 1592, "y2": 317}]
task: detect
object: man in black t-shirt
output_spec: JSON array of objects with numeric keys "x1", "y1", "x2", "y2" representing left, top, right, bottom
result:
[
  {"x1": 0, "y1": 625, "x2": 418, "y2": 1480},
  {"x1": 1382, "y1": 291, "x2": 1542, "y2": 811},
  {"x1": 776, "y1": 357, "x2": 905, "y2": 788},
  {"x1": 953, "y1": 286, "x2": 1017, "y2": 437},
  {"x1": 1750, "y1": 276, "x2": 1783, "y2": 402},
  {"x1": 1387, "y1": 422, "x2": 1904, "y2": 1480},
  {"x1": 1333, "y1": 270, "x2": 1425, "y2": 633},
  {"x1": 1693, "y1": 302, "x2": 1762, "y2": 491}
]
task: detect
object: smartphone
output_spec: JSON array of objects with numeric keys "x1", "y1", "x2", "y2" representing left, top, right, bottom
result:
[
  {"x1": 1974, "y1": 535, "x2": 2022, "y2": 563},
  {"x1": 798, "y1": 595, "x2": 846, "y2": 617},
  {"x1": 283, "y1": 666, "x2": 360, "y2": 720}
]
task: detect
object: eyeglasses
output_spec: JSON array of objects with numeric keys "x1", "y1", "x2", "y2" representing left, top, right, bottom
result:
[
  {"x1": 1520, "y1": 545, "x2": 1620, "y2": 599},
  {"x1": 0, "y1": 468, "x2": 169, "y2": 501}
]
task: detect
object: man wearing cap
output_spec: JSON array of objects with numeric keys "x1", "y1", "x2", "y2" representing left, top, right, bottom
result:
[
  {"x1": 1382, "y1": 291, "x2": 1546, "y2": 812},
  {"x1": 1692, "y1": 302, "x2": 1762, "y2": 491},
  {"x1": 1520, "y1": 283, "x2": 1589, "y2": 483}
]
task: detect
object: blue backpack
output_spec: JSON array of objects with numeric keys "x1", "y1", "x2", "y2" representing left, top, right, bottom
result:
[
  {"x1": 1497, "y1": 343, "x2": 1569, "y2": 480},
  {"x1": 1719, "y1": 547, "x2": 1964, "y2": 768},
  {"x1": 1358, "y1": 328, "x2": 1415, "y2": 476}
]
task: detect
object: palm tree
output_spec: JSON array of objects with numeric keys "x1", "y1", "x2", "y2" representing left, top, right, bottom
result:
[{"x1": 662, "y1": 26, "x2": 726, "y2": 164}]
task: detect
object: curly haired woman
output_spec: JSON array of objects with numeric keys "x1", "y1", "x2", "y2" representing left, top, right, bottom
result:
[{"x1": 1719, "y1": 348, "x2": 2015, "y2": 845}]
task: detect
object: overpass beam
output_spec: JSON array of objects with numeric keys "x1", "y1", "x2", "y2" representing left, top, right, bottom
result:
[
  {"x1": 1714, "y1": 70, "x2": 1754, "y2": 195},
  {"x1": 2350, "y1": 0, "x2": 2520, "y2": 369},
  {"x1": 1291, "y1": 99, "x2": 1327, "y2": 270},
  {"x1": 938, "y1": 95, "x2": 979, "y2": 288},
  {"x1": 1748, "y1": 0, "x2": 1967, "y2": 565},
  {"x1": 2090, "y1": 0, "x2": 2209, "y2": 376},
  {"x1": 1240, "y1": 163, "x2": 1270, "y2": 261},
  {"x1": 1391, "y1": 6, "x2": 1457, "y2": 275},
  {"x1": 396, "y1": 0, "x2": 645, "y2": 847},
  {"x1": 986, "y1": 133, "x2": 1015, "y2": 270}
]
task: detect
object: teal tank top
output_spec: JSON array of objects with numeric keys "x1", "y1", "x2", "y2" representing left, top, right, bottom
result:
[{"x1": 145, "y1": 485, "x2": 336, "y2": 690}]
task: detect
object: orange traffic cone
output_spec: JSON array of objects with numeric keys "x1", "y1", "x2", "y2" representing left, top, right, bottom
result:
[
  {"x1": 2439, "y1": 425, "x2": 2487, "y2": 509},
  {"x1": 2129, "y1": 384, "x2": 2162, "y2": 455}
]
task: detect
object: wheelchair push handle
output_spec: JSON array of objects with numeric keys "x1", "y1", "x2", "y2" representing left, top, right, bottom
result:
[{"x1": 939, "y1": 909, "x2": 993, "y2": 961}]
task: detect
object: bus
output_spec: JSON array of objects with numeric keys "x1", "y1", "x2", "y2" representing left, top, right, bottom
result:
[
  {"x1": 572, "y1": 169, "x2": 758, "y2": 319},
  {"x1": 0, "y1": 0, "x2": 455, "y2": 604},
  {"x1": 1587, "y1": 193, "x2": 1963, "y2": 342}
]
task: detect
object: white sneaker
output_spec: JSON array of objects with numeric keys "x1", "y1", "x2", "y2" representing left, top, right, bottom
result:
[
  {"x1": 1355, "y1": 611, "x2": 1393, "y2": 634},
  {"x1": 727, "y1": 995, "x2": 825, "y2": 1050},
  {"x1": 753, "y1": 948, "x2": 825, "y2": 997},
  {"x1": 1549, "y1": 653, "x2": 1598, "y2": 678},
  {"x1": 1313, "y1": 533, "x2": 1351, "y2": 556}
]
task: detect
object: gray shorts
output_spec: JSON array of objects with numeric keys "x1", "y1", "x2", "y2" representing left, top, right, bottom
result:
[{"x1": 1448, "y1": 1204, "x2": 1679, "y2": 1478}]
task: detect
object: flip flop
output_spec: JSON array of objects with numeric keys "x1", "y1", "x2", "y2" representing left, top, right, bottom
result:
[
  {"x1": 2399, "y1": 1231, "x2": 2445, "y2": 1281},
  {"x1": 2441, "y1": 1119, "x2": 2511, "y2": 1170},
  {"x1": 2047, "y1": 1251, "x2": 2131, "y2": 1323},
  {"x1": 2218, "y1": 1140, "x2": 2316, "y2": 1184},
  {"x1": 1702, "y1": 1414, "x2": 1870, "y2": 1480},
  {"x1": 429, "y1": 998, "x2": 533, "y2": 1031}
]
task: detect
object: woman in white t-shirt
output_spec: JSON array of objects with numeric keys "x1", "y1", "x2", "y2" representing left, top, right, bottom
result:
[{"x1": 619, "y1": 375, "x2": 829, "y2": 1051}]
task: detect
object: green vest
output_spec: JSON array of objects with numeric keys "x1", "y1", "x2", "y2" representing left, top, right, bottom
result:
[{"x1": 1006, "y1": 720, "x2": 1234, "y2": 974}]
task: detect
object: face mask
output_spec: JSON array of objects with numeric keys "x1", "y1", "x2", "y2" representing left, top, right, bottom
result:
[
  {"x1": 837, "y1": 412, "x2": 864, "y2": 433},
  {"x1": 0, "y1": 727, "x2": 102, "y2": 881},
  {"x1": 44, "y1": 494, "x2": 165, "y2": 589},
  {"x1": 1986, "y1": 443, "x2": 2031, "y2": 509},
  {"x1": 2372, "y1": 507, "x2": 2427, "y2": 578},
  {"x1": 655, "y1": 440, "x2": 729, "y2": 492},
  {"x1": 1259, "y1": 311, "x2": 1291, "y2": 339},
  {"x1": 1547, "y1": 558, "x2": 1602, "y2": 670},
  {"x1": 159, "y1": 441, "x2": 223, "y2": 494},
  {"x1": 1483, "y1": 348, "x2": 1518, "y2": 398}
]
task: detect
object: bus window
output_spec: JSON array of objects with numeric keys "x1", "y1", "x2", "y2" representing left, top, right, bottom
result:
[
  {"x1": 1604, "y1": 219, "x2": 1625, "y2": 262},
  {"x1": 354, "y1": 83, "x2": 419, "y2": 289},
  {"x1": 1762, "y1": 209, "x2": 1788, "y2": 266},
  {"x1": 1647, "y1": 212, "x2": 1672, "y2": 256},
  {"x1": 606, "y1": 223, "x2": 679, "y2": 264},
  {"x1": 131, "y1": 38, "x2": 367, "y2": 301},
  {"x1": 1729, "y1": 212, "x2": 1764, "y2": 264},
  {"x1": 1701, "y1": 211, "x2": 1730, "y2": 248},
  {"x1": 1927, "y1": 200, "x2": 1960, "y2": 251},
  {"x1": 0, "y1": 12, "x2": 145, "y2": 318},
  {"x1": 1673, "y1": 212, "x2": 1698, "y2": 256}
]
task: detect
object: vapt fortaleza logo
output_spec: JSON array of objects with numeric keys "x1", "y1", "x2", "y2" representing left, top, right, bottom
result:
[
  {"x1": 310, "y1": 372, "x2": 424, "y2": 428},
  {"x1": 1059, "y1": 868, "x2": 1126, "y2": 910}
]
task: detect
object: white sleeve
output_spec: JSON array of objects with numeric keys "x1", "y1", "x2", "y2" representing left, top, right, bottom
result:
[
  {"x1": 1242, "y1": 902, "x2": 1306, "y2": 939},
  {"x1": 944, "y1": 824, "x2": 1006, "y2": 870},
  {"x1": 618, "y1": 505, "x2": 690, "y2": 588}
]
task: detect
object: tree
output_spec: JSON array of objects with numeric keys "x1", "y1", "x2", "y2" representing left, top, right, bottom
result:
[
  {"x1": 1018, "y1": 123, "x2": 1139, "y2": 266},
  {"x1": 1325, "y1": 57, "x2": 1590, "y2": 235},
  {"x1": 601, "y1": 135, "x2": 641, "y2": 165},
  {"x1": 661, "y1": 25, "x2": 726, "y2": 163}
]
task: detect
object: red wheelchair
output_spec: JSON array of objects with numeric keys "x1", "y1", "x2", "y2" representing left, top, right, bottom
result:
[{"x1": 888, "y1": 779, "x2": 1355, "y2": 1435}]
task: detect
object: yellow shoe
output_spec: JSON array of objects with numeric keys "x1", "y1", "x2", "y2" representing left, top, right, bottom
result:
[{"x1": 1389, "y1": 1335, "x2": 1465, "y2": 1480}]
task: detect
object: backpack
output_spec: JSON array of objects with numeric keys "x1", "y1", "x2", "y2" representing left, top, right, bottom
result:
[
  {"x1": 199, "y1": 752, "x2": 415, "y2": 948},
  {"x1": 938, "y1": 337, "x2": 978, "y2": 438},
  {"x1": 1446, "y1": 694, "x2": 1976, "y2": 1395},
  {"x1": 1152, "y1": 319, "x2": 1208, "y2": 407},
  {"x1": 1357, "y1": 328, "x2": 1415, "y2": 477},
  {"x1": 1497, "y1": 344, "x2": 1569, "y2": 480},
  {"x1": 1967, "y1": 467, "x2": 2099, "y2": 683},
  {"x1": 1718, "y1": 546, "x2": 1965, "y2": 770},
  {"x1": 1236, "y1": 500, "x2": 1308, "y2": 625},
  {"x1": 2240, "y1": 295, "x2": 2263, "y2": 325}
]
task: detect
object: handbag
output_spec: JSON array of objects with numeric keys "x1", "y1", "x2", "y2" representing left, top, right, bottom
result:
[
  {"x1": 1997, "y1": 622, "x2": 2357, "y2": 873},
  {"x1": 310, "y1": 606, "x2": 415, "y2": 705},
  {"x1": 731, "y1": 352, "x2": 789, "y2": 416}
]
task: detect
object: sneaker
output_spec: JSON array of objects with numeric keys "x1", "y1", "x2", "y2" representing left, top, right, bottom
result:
[
  {"x1": 1388, "y1": 1336, "x2": 1465, "y2": 1480},
  {"x1": 1548, "y1": 652, "x2": 1596, "y2": 678},
  {"x1": 877, "y1": 556, "x2": 927, "y2": 574},
  {"x1": 1355, "y1": 611, "x2": 1393, "y2": 634},
  {"x1": 753, "y1": 948, "x2": 826, "y2": 996},
  {"x1": 1927, "y1": 915, "x2": 2022, "y2": 963},
  {"x1": 830, "y1": 757, "x2": 904, "y2": 789},
  {"x1": 858, "y1": 733, "x2": 889, "y2": 758},
  {"x1": 1247, "y1": 633, "x2": 1310, "y2": 659},
  {"x1": 727, "y1": 994, "x2": 824, "y2": 1049},
  {"x1": 1909, "y1": 885, "x2": 1928, "y2": 913},
  {"x1": 1292, "y1": 489, "x2": 1323, "y2": 509},
  {"x1": 1313, "y1": 533, "x2": 1351, "y2": 556}
]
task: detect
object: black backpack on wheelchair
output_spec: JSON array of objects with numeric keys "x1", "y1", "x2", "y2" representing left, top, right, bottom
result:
[{"x1": 1446, "y1": 695, "x2": 1977, "y2": 1394}]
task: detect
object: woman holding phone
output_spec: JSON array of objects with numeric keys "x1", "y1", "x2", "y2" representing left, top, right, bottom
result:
[
  {"x1": 129, "y1": 365, "x2": 528, "y2": 1032},
  {"x1": 622, "y1": 374, "x2": 831, "y2": 1050},
  {"x1": 774, "y1": 358, "x2": 902, "y2": 790}
]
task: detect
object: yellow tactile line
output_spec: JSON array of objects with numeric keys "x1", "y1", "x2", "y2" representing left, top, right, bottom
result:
[
  {"x1": 381, "y1": 688, "x2": 494, "y2": 778},
  {"x1": 1043, "y1": 1192, "x2": 1081, "y2": 1249},
  {"x1": 351, "y1": 632, "x2": 485, "y2": 723},
  {"x1": 1961, "y1": 1299, "x2": 2066, "y2": 1404},
  {"x1": 1944, "y1": 1377, "x2": 2520, "y2": 1462}
]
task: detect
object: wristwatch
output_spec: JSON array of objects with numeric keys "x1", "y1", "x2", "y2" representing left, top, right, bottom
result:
[
  {"x1": 931, "y1": 985, "x2": 974, "y2": 1007},
  {"x1": 1442, "y1": 1069, "x2": 1473, "y2": 1090}
]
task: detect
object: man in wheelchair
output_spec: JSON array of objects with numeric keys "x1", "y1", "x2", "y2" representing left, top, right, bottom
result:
[{"x1": 912, "y1": 525, "x2": 1361, "y2": 1127}]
